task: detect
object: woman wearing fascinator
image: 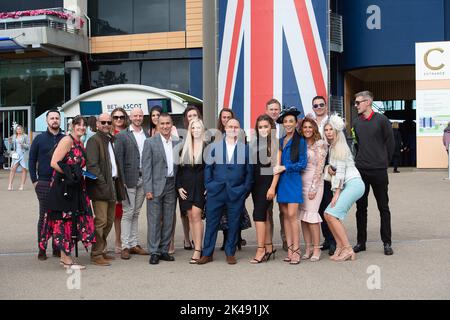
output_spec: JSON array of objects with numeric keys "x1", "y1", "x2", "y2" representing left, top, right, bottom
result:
[
  {"x1": 322, "y1": 114, "x2": 365, "y2": 262},
  {"x1": 274, "y1": 107, "x2": 308, "y2": 265}
]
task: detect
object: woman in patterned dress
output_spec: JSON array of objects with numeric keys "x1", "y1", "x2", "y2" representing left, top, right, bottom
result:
[{"x1": 40, "y1": 116, "x2": 95, "y2": 270}]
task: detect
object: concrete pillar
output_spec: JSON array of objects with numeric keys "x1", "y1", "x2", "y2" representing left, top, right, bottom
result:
[
  {"x1": 202, "y1": 0, "x2": 218, "y2": 130},
  {"x1": 69, "y1": 55, "x2": 81, "y2": 99}
]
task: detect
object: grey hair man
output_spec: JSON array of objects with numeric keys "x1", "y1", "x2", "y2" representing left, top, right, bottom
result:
[
  {"x1": 143, "y1": 113, "x2": 180, "y2": 265},
  {"x1": 115, "y1": 107, "x2": 150, "y2": 259}
]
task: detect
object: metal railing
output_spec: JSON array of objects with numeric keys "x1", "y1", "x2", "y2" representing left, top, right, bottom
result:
[{"x1": 0, "y1": 8, "x2": 82, "y2": 35}]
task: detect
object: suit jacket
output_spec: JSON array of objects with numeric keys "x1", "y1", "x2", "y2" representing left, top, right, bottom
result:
[
  {"x1": 85, "y1": 131, "x2": 126, "y2": 202},
  {"x1": 204, "y1": 139, "x2": 254, "y2": 202},
  {"x1": 115, "y1": 127, "x2": 149, "y2": 188},
  {"x1": 142, "y1": 133, "x2": 180, "y2": 198}
]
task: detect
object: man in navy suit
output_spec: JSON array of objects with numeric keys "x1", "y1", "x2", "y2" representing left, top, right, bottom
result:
[{"x1": 197, "y1": 118, "x2": 253, "y2": 265}]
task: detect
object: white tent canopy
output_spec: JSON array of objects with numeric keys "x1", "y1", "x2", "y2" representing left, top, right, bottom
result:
[{"x1": 60, "y1": 84, "x2": 190, "y2": 117}]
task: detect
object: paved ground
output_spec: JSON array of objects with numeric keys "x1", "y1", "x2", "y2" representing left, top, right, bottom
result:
[{"x1": 0, "y1": 168, "x2": 449, "y2": 300}]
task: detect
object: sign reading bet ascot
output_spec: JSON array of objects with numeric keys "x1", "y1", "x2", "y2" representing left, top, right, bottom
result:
[{"x1": 416, "y1": 42, "x2": 450, "y2": 137}]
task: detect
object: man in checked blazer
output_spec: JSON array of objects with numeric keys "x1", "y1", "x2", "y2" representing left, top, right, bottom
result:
[
  {"x1": 142, "y1": 113, "x2": 181, "y2": 265},
  {"x1": 115, "y1": 108, "x2": 150, "y2": 259}
]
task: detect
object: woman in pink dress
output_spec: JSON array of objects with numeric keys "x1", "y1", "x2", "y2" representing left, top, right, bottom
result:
[{"x1": 299, "y1": 117, "x2": 327, "y2": 262}]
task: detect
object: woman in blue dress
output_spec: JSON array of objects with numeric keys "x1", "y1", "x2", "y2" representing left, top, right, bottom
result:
[
  {"x1": 274, "y1": 107, "x2": 308, "y2": 264},
  {"x1": 8, "y1": 125, "x2": 30, "y2": 191}
]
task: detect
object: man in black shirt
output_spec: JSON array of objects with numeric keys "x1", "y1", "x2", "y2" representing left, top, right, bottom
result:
[
  {"x1": 29, "y1": 109, "x2": 65, "y2": 260},
  {"x1": 352, "y1": 91, "x2": 395, "y2": 256}
]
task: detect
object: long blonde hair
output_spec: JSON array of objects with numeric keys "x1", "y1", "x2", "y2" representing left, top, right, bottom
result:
[
  {"x1": 180, "y1": 119, "x2": 206, "y2": 166},
  {"x1": 325, "y1": 114, "x2": 350, "y2": 161}
]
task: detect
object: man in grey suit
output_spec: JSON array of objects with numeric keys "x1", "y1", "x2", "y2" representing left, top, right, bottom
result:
[
  {"x1": 143, "y1": 113, "x2": 180, "y2": 265},
  {"x1": 115, "y1": 108, "x2": 150, "y2": 260}
]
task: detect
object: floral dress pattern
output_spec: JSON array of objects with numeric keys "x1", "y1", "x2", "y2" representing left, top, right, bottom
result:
[{"x1": 39, "y1": 137, "x2": 95, "y2": 255}]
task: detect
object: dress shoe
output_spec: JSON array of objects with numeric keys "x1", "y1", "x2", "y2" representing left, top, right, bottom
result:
[
  {"x1": 160, "y1": 253, "x2": 175, "y2": 261},
  {"x1": 38, "y1": 249, "x2": 47, "y2": 261},
  {"x1": 197, "y1": 256, "x2": 213, "y2": 265},
  {"x1": 121, "y1": 248, "x2": 131, "y2": 260},
  {"x1": 91, "y1": 256, "x2": 111, "y2": 266},
  {"x1": 129, "y1": 245, "x2": 149, "y2": 255},
  {"x1": 328, "y1": 242, "x2": 337, "y2": 256},
  {"x1": 383, "y1": 243, "x2": 394, "y2": 255},
  {"x1": 149, "y1": 254, "x2": 160, "y2": 265},
  {"x1": 226, "y1": 255, "x2": 237, "y2": 265},
  {"x1": 353, "y1": 243, "x2": 366, "y2": 253},
  {"x1": 52, "y1": 249, "x2": 61, "y2": 258},
  {"x1": 321, "y1": 241, "x2": 330, "y2": 251},
  {"x1": 103, "y1": 253, "x2": 115, "y2": 261}
]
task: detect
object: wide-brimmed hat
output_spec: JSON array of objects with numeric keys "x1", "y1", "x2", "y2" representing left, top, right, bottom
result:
[{"x1": 276, "y1": 106, "x2": 301, "y2": 124}]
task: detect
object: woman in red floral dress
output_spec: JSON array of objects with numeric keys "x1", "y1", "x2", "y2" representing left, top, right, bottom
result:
[{"x1": 39, "y1": 116, "x2": 95, "y2": 270}]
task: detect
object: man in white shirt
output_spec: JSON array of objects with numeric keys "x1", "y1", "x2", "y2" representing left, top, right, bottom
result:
[
  {"x1": 307, "y1": 96, "x2": 336, "y2": 255},
  {"x1": 143, "y1": 113, "x2": 180, "y2": 265},
  {"x1": 86, "y1": 113, "x2": 127, "y2": 266},
  {"x1": 115, "y1": 108, "x2": 150, "y2": 259}
]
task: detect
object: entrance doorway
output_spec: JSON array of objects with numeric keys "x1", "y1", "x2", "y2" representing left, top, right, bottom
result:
[{"x1": 0, "y1": 106, "x2": 32, "y2": 169}]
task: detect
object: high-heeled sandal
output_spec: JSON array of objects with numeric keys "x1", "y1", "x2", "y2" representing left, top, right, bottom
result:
[
  {"x1": 335, "y1": 246, "x2": 356, "y2": 262},
  {"x1": 184, "y1": 240, "x2": 193, "y2": 250},
  {"x1": 264, "y1": 243, "x2": 277, "y2": 261},
  {"x1": 18, "y1": 185, "x2": 24, "y2": 191},
  {"x1": 301, "y1": 243, "x2": 312, "y2": 260},
  {"x1": 189, "y1": 249, "x2": 202, "y2": 264},
  {"x1": 60, "y1": 260, "x2": 86, "y2": 270},
  {"x1": 283, "y1": 244, "x2": 294, "y2": 262},
  {"x1": 289, "y1": 247, "x2": 301, "y2": 265},
  {"x1": 250, "y1": 246, "x2": 266, "y2": 264},
  {"x1": 7, "y1": 185, "x2": 13, "y2": 191},
  {"x1": 310, "y1": 244, "x2": 322, "y2": 262},
  {"x1": 329, "y1": 247, "x2": 343, "y2": 261}
]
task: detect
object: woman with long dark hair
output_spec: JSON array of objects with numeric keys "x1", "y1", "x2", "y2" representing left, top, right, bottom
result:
[
  {"x1": 249, "y1": 114, "x2": 280, "y2": 263},
  {"x1": 274, "y1": 107, "x2": 308, "y2": 265}
]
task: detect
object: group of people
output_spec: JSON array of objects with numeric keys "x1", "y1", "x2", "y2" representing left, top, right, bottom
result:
[{"x1": 28, "y1": 90, "x2": 396, "y2": 270}]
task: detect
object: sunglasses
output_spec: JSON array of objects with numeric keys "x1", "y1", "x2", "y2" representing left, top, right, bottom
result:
[
  {"x1": 313, "y1": 103, "x2": 325, "y2": 109},
  {"x1": 100, "y1": 121, "x2": 112, "y2": 125},
  {"x1": 354, "y1": 99, "x2": 368, "y2": 106},
  {"x1": 113, "y1": 115, "x2": 125, "y2": 120}
]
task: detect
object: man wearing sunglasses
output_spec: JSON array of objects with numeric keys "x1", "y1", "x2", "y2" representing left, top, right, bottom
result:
[
  {"x1": 307, "y1": 96, "x2": 336, "y2": 256},
  {"x1": 352, "y1": 91, "x2": 395, "y2": 256},
  {"x1": 86, "y1": 113, "x2": 127, "y2": 266}
]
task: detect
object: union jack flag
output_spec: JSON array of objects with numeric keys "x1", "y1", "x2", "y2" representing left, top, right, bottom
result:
[{"x1": 218, "y1": 0, "x2": 328, "y2": 130}]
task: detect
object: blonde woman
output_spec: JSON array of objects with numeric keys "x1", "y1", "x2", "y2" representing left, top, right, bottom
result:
[
  {"x1": 323, "y1": 114, "x2": 365, "y2": 262},
  {"x1": 176, "y1": 119, "x2": 207, "y2": 263},
  {"x1": 8, "y1": 125, "x2": 30, "y2": 191}
]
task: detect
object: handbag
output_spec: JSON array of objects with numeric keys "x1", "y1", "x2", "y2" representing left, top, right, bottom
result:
[
  {"x1": 10, "y1": 151, "x2": 19, "y2": 160},
  {"x1": 323, "y1": 165, "x2": 332, "y2": 182}
]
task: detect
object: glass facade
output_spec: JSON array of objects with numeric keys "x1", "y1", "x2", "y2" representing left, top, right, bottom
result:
[
  {"x1": 89, "y1": 50, "x2": 191, "y2": 94},
  {"x1": 89, "y1": 0, "x2": 186, "y2": 36},
  {"x1": 0, "y1": 58, "x2": 65, "y2": 120}
]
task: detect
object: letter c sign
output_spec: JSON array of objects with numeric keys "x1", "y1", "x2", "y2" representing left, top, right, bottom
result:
[{"x1": 424, "y1": 48, "x2": 445, "y2": 71}]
